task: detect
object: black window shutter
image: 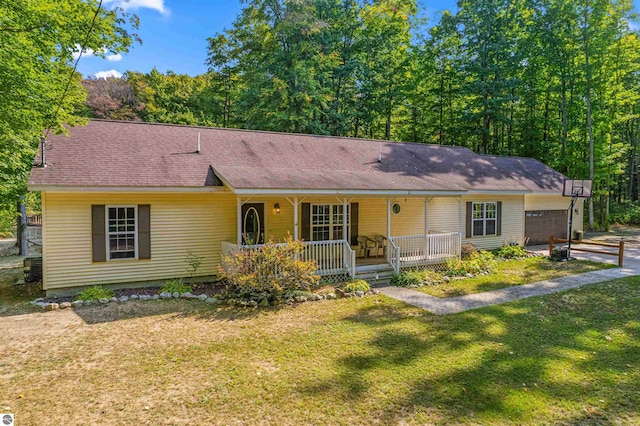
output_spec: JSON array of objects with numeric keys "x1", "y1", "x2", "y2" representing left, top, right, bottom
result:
[
  {"x1": 496, "y1": 201, "x2": 502, "y2": 236},
  {"x1": 350, "y1": 203, "x2": 359, "y2": 246},
  {"x1": 92, "y1": 205, "x2": 106, "y2": 262},
  {"x1": 138, "y1": 204, "x2": 151, "y2": 259},
  {"x1": 465, "y1": 202, "x2": 472, "y2": 238},
  {"x1": 301, "y1": 203, "x2": 310, "y2": 241}
]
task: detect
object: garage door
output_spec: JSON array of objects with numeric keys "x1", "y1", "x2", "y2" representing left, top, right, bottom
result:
[{"x1": 525, "y1": 210, "x2": 568, "y2": 246}]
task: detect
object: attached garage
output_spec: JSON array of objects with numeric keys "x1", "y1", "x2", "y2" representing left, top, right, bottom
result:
[{"x1": 524, "y1": 210, "x2": 568, "y2": 245}]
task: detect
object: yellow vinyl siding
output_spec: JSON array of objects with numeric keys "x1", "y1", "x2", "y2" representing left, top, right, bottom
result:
[
  {"x1": 524, "y1": 195, "x2": 583, "y2": 232},
  {"x1": 262, "y1": 197, "x2": 430, "y2": 242},
  {"x1": 43, "y1": 192, "x2": 236, "y2": 290},
  {"x1": 462, "y1": 195, "x2": 525, "y2": 249},
  {"x1": 428, "y1": 197, "x2": 462, "y2": 234}
]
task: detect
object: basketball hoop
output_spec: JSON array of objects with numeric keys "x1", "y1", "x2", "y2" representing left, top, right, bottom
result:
[
  {"x1": 563, "y1": 179, "x2": 592, "y2": 198},
  {"x1": 561, "y1": 179, "x2": 592, "y2": 261}
]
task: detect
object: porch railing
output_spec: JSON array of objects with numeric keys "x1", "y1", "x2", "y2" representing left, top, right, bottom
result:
[
  {"x1": 388, "y1": 232, "x2": 461, "y2": 273},
  {"x1": 221, "y1": 239, "x2": 355, "y2": 278}
]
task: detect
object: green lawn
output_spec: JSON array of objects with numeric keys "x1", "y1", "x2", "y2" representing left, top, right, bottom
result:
[
  {"x1": 1, "y1": 268, "x2": 639, "y2": 425},
  {"x1": 417, "y1": 257, "x2": 616, "y2": 298}
]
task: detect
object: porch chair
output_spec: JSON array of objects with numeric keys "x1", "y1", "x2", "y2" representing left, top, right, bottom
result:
[
  {"x1": 357, "y1": 235, "x2": 378, "y2": 258},
  {"x1": 374, "y1": 234, "x2": 387, "y2": 257}
]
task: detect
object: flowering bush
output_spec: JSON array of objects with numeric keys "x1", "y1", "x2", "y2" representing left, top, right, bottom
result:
[{"x1": 218, "y1": 235, "x2": 320, "y2": 305}]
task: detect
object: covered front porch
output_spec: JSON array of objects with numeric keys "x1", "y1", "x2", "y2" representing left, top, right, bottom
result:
[{"x1": 221, "y1": 194, "x2": 463, "y2": 278}]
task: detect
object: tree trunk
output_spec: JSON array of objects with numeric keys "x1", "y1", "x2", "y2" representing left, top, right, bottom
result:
[
  {"x1": 17, "y1": 200, "x2": 27, "y2": 256},
  {"x1": 583, "y1": 4, "x2": 595, "y2": 231}
]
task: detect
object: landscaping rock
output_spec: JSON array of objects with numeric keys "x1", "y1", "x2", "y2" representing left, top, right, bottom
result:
[
  {"x1": 109, "y1": 297, "x2": 118, "y2": 303},
  {"x1": 99, "y1": 298, "x2": 109, "y2": 304},
  {"x1": 247, "y1": 300, "x2": 258, "y2": 307},
  {"x1": 151, "y1": 294, "x2": 159, "y2": 300},
  {"x1": 443, "y1": 276, "x2": 450, "y2": 282},
  {"x1": 197, "y1": 294, "x2": 208, "y2": 301},
  {"x1": 205, "y1": 297, "x2": 217, "y2": 304},
  {"x1": 130, "y1": 294, "x2": 139, "y2": 300},
  {"x1": 285, "y1": 298, "x2": 294, "y2": 305},
  {"x1": 172, "y1": 292, "x2": 180, "y2": 298},
  {"x1": 59, "y1": 302, "x2": 72, "y2": 309},
  {"x1": 317, "y1": 294, "x2": 325, "y2": 300},
  {"x1": 139, "y1": 295, "x2": 152, "y2": 301},
  {"x1": 83, "y1": 299, "x2": 93, "y2": 306},
  {"x1": 71, "y1": 300, "x2": 83, "y2": 308},
  {"x1": 355, "y1": 290, "x2": 365, "y2": 297},
  {"x1": 118, "y1": 296, "x2": 129, "y2": 302},
  {"x1": 372, "y1": 289, "x2": 380, "y2": 295},
  {"x1": 34, "y1": 297, "x2": 44, "y2": 303},
  {"x1": 45, "y1": 303, "x2": 59, "y2": 311},
  {"x1": 294, "y1": 295, "x2": 307, "y2": 303},
  {"x1": 465, "y1": 273, "x2": 473, "y2": 278},
  {"x1": 160, "y1": 292, "x2": 172, "y2": 299},
  {"x1": 326, "y1": 293, "x2": 336, "y2": 300},
  {"x1": 180, "y1": 292, "x2": 192, "y2": 298}
]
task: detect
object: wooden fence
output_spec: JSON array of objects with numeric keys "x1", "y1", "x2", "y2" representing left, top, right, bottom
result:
[{"x1": 549, "y1": 235, "x2": 624, "y2": 267}]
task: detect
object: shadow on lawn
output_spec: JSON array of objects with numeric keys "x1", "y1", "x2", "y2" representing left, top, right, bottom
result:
[
  {"x1": 301, "y1": 281, "x2": 640, "y2": 424},
  {"x1": 68, "y1": 298, "x2": 281, "y2": 325}
]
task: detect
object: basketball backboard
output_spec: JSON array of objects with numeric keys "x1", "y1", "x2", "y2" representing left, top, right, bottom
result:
[{"x1": 563, "y1": 179, "x2": 592, "y2": 198}]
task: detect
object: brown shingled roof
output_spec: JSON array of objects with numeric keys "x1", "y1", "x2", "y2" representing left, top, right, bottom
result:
[{"x1": 28, "y1": 120, "x2": 566, "y2": 194}]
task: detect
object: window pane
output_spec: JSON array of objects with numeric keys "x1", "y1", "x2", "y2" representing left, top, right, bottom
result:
[
  {"x1": 486, "y1": 219, "x2": 496, "y2": 235},
  {"x1": 109, "y1": 208, "x2": 116, "y2": 219},
  {"x1": 486, "y1": 203, "x2": 496, "y2": 219},
  {"x1": 473, "y1": 220, "x2": 484, "y2": 236},
  {"x1": 473, "y1": 203, "x2": 484, "y2": 219},
  {"x1": 313, "y1": 226, "x2": 329, "y2": 241},
  {"x1": 127, "y1": 208, "x2": 134, "y2": 219}
]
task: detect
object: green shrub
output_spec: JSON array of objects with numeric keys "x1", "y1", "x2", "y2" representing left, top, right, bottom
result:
[
  {"x1": 445, "y1": 250, "x2": 496, "y2": 276},
  {"x1": 492, "y1": 244, "x2": 527, "y2": 259},
  {"x1": 77, "y1": 286, "x2": 114, "y2": 301},
  {"x1": 609, "y1": 201, "x2": 640, "y2": 225},
  {"x1": 160, "y1": 279, "x2": 192, "y2": 294},
  {"x1": 391, "y1": 270, "x2": 443, "y2": 287},
  {"x1": 218, "y1": 235, "x2": 320, "y2": 305},
  {"x1": 340, "y1": 279, "x2": 370, "y2": 293}
]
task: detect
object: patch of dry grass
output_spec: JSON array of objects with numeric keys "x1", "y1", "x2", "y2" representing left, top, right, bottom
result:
[{"x1": 1, "y1": 274, "x2": 639, "y2": 425}]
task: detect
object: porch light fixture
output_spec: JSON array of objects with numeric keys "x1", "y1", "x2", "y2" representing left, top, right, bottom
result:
[{"x1": 274, "y1": 202, "x2": 281, "y2": 214}]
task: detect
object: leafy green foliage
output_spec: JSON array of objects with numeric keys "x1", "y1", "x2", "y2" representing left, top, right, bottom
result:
[
  {"x1": 0, "y1": 0, "x2": 138, "y2": 210},
  {"x1": 492, "y1": 245, "x2": 528, "y2": 259},
  {"x1": 76, "y1": 286, "x2": 114, "y2": 301},
  {"x1": 391, "y1": 270, "x2": 443, "y2": 287},
  {"x1": 339, "y1": 279, "x2": 370, "y2": 293},
  {"x1": 219, "y1": 235, "x2": 320, "y2": 305},
  {"x1": 185, "y1": 250, "x2": 204, "y2": 278},
  {"x1": 160, "y1": 279, "x2": 192, "y2": 295},
  {"x1": 446, "y1": 251, "x2": 496, "y2": 276},
  {"x1": 609, "y1": 202, "x2": 640, "y2": 225}
]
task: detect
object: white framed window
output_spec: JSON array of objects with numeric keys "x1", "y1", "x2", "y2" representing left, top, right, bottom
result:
[
  {"x1": 311, "y1": 204, "x2": 349, "y2": 241},
  {"x1": 106, "y1": 206, "x2": 138, "y2": 259},
  {"x1": 472, "y1": 202, "x2": 497, "y2": 237}
]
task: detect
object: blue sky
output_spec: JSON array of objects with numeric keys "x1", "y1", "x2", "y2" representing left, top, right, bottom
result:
[{"x1": 78, "y1": 0, "x2": 458, "y2": 78}]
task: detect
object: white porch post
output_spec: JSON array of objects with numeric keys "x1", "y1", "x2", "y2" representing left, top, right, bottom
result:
[
  {"x1": 237, "y1": 197, "x2": 242, "y2": 245},
  {"x1": 458, "y1": 196, "x2": 463, "y2": 235},
  {"x1": 343, "y1": 198, "x2": 348, "y2": 242},
  {"x1": 387, "y1": 198, "x2": 391, "y2": 238},
  {"x1": 425, "y1": 197, "x2": 429, "y2": 259},
  {"x1": 293, "y1": 197, "x2": 299, "y2": 240}
]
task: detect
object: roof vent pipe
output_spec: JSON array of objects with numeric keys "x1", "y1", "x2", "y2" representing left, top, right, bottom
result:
[
  {"x1": 197, "y1": 132, "x2": 201, "y2": 154},
  {"x1": 40, "y1": 136, "x2": 46, "y2": 168},
  {"x1": 378, "y1": 145, "x2": 382, "y2": 163}
]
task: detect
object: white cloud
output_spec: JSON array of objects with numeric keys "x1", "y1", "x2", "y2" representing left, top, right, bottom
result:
[
  {"x1": 72, "y1": 46, "x2": 95, "y2": 60},
  {"x1": 104, "y1": 0, "x2": 169, "y2": 16},
  {"x1": 94, "y1": 70, "x2": 123, "y2": 79},
  {"x1": 106, "y1": 53, "x2": 123, "y2": 62}
]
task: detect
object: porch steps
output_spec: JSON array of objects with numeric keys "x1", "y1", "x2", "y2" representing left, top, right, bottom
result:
[{"x1": 354, "y1": 263, "x2": 395, "y2": 287}]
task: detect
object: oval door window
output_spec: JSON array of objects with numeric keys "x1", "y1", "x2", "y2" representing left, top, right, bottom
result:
[{"x1": 243, "y1": 207, "x2": 261, "y2": 245}]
